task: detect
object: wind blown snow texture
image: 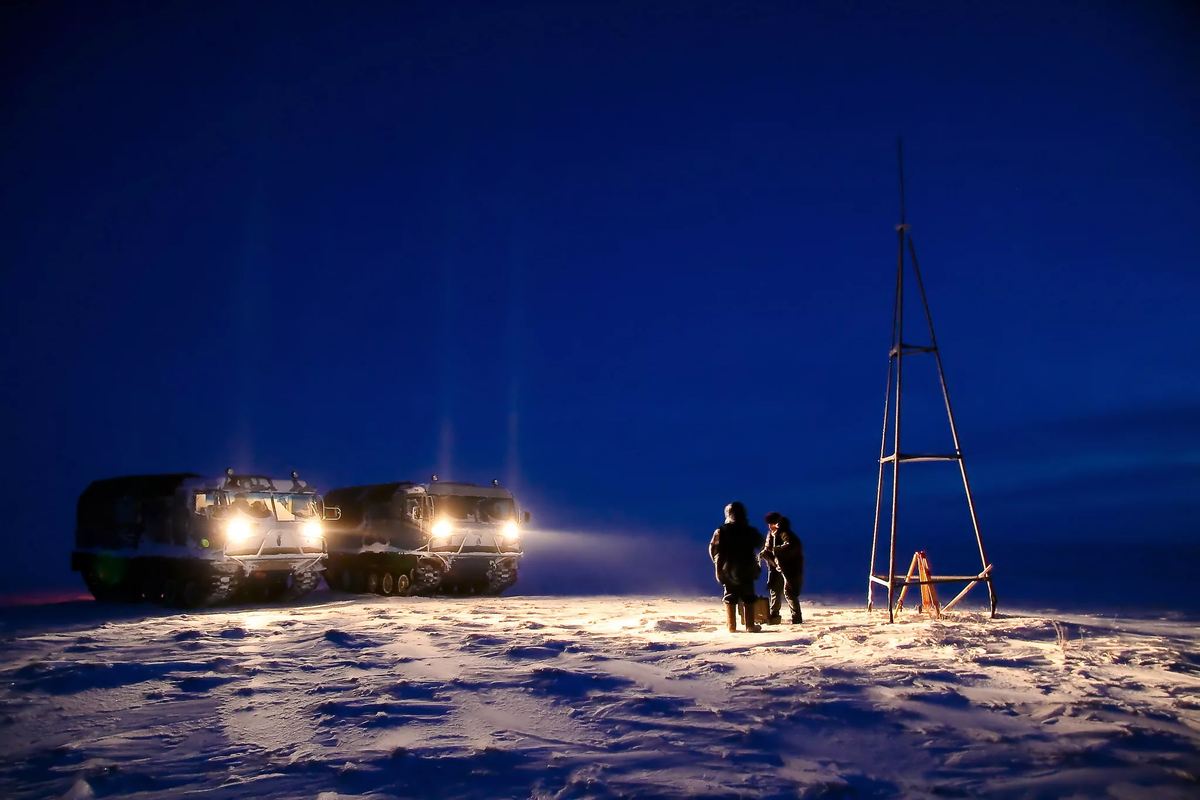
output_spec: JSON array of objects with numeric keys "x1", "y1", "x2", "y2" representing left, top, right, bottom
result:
[{"x1": 1, "y1": 596, "x2": 1199, "y2": 798}]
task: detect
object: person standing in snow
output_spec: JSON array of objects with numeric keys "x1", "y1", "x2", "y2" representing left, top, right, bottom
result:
[
  {"x1": 761, "y1": 511, "x2": 786, "y2": 623},
  {"x1": 761, "y1": 512, "x2": 804, "y2": 624},
  {"x1": 709, "y1": 501, "x2": 765, "y2": 632}
]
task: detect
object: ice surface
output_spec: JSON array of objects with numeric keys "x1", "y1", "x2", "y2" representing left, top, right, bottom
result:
[{"x1": 1, "y1": 596, "x2": 1198, "y2": 798}]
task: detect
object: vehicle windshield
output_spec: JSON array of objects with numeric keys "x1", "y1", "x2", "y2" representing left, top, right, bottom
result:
[
  {"x1": 434, "y1": 496, "x2": 515, "y2": 523},
  {"x1": 275, "y1": 493, "x2": 320, "y2": 521},
  {"x1": 227, "y1": 492, "x2": 275, "y2": 519}
]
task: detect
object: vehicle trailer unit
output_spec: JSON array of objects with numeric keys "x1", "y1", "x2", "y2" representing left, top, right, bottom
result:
[
  {"x1": 323, "y1": 478, "x2": 529, "y2": 596},
  {"x1": 71, "y1": 470, "x2": 335, "y2": 608}
]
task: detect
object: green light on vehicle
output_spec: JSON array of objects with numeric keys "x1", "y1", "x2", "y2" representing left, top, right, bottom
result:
[{"x1": 201, "y1": 538, "x2": 210, "y2": 548}]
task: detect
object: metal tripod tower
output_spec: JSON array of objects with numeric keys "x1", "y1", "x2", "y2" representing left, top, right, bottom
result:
[{"x1": 867, "y1": 139, "x2": 997, "y2": 622}]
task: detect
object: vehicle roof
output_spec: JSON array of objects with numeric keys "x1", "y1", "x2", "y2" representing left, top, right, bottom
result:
[
  {"x1": 79, "y1": 473, "x2": 202, "y2": 503},
  {"x1": 323, "y1": 480, "x2": 515, "y2": 502},
  {"x1": 411, "y1": 481, "x2": 514, "y2": 499},
  {"x1": 78, "y1": 473, "x2": 317, "y2": 501},
  {"x1": 184, "y1": 475, "x2": 316, "y2": 492}
]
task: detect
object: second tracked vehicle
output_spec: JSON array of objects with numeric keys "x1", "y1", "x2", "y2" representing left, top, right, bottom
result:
[{"x1": 323, "y1": 477, "x2": 528, "y2": 596}]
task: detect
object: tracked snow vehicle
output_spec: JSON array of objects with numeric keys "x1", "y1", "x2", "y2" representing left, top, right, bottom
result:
[
  {"x1": 323, "y1": 477, "x2": 529, "y2": 596},
  {"x1": 70, "y1": 469, "x2": 337, "y2": 607}
]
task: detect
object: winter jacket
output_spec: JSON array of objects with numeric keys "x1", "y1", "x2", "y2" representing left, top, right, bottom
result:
[
  {"x1": 710, "y1": 520, "x2": 765, "y2": 586},
  {"x1": 764, "y1": 525, "x2": 804, "y2": 580}
]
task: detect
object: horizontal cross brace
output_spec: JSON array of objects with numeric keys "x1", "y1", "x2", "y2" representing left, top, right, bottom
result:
[
  {"x1": 889, "y1": 344, "x2": 937, "y2": 358},
  {"x1": 879, "y1": 453, "x2": 961, "y2": 464},
  {"x1": 871, "y1": 574, "x2": 992, "y2": 585}
]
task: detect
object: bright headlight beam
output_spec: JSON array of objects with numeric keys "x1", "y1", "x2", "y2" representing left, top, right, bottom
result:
[
  {"x1": 432, "y1": 520, "x2": 451, "y2": 538},
  {"x1": 302, "y1": 520, "x2": 323, "y2": 540},
  {"x1": 226, "y1": 518, "x2": 252, "y2": 543},
  {"x1": 502, "y1": 521, "x2": 520, "y2": 540}
]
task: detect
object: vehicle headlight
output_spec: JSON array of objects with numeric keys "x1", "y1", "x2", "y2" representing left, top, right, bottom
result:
[
  {"x1": 226, "y1": 518, "x2": 252, "y2": 543},
  {"x1": 431, "y1": 519, "x2": 451, "y2": 539},
  {"x1": 502, "y1": 521, "x2": 520, "y2": 540},
  {"x1": 302, "y1": 521, "x2": 323, "y2": 540}
]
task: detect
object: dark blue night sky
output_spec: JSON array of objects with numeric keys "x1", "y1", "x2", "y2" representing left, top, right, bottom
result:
[{"x1": 2, "y1": 1, "x2": 1196, "y2": 599}]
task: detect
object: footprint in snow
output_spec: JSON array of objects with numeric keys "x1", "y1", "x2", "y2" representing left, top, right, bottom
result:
[
  {"x1": 461, "y1": 633, "x2": 508, "y2": 649},
  {"x1": 653, "y1": 619, "x2": 705, "y2": 633},
  {"x1": 175, "y1": 675, "x2": 240, "y2": 692},
  {"x1": 504, "y1": 645, "x2": 564, "y2": 660},
  {"x1": 323, "y1": 630, "x2": 376, "y2": 649}
]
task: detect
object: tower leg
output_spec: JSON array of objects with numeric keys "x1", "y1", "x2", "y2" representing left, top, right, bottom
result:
[{"x1": 907, "y1": 235, "x2": 997, "y2": 618}]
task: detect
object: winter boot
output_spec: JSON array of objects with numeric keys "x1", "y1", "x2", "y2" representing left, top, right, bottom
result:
[
  {"x1": 725, "y1": 603, "x2": 738, "y2": 633},
  {"x1": 791, "y1": 604, "x2": 803, "y2": 624},
  {"x1": 739, "y1": 602, "x2": 761, "y2": 632},
  {"x1": 767, "y1": 614, "x2": 782, "y2": 625}
]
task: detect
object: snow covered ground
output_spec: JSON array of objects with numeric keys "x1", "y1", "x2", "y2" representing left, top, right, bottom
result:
[{"x1": 1, "y1": 595, "x2": 1198, "y2": 799}]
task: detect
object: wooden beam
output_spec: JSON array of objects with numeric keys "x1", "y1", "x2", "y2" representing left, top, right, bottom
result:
[{"x1": 894, "y1": 551, "x2": 921, "y2": 613}]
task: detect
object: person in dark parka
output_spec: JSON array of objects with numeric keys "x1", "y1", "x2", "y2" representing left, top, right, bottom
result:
[
  {"x1": 761, "y1": 511, "x2": 786, "y2": 623},
  {"x1": 709, "y1": 501, "x2": 765, "y2": 632},
  {"x1": 761, "y1": 513, "x2": 804, "y2": 624}
]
